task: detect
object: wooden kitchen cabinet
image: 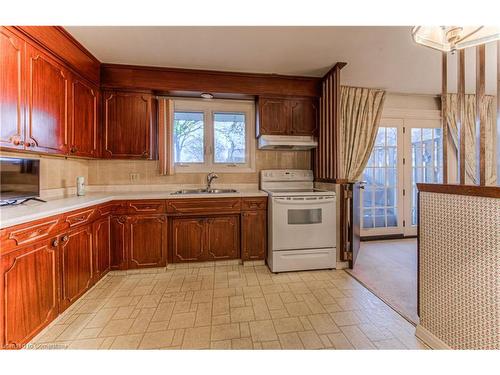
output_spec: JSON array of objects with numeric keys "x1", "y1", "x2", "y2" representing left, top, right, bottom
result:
[
  {"x1": 128, "y1": 215, "x2": 167, "y2": 269},
  {"x1": 241, "y1": 210, "x2": 267, "y2": 261},
  {"x1": 171, "y1": 217, "x2": 206, "y2": 262},
  {"x1": 102, "y1": 90, "x2": 154, "y2": 159},
  {"x1": 0, "y1": 27, "x2": 25, "y2": 150},
  {"x1": 206, "y1": 216, "x2": 239, "y2": 260},
  {"x1": 257, "y1": 96, "x2": 318, "y2": 137},
  {"x1": 93, "y1": 216, "x2": 111, "y2": 281},
  {"x1": 69, "y1": 77, "x2": 98, "y2": 157},
  {"x1": 25, "y1": 43, "x2": 69, "y2": 154},
  {"x1": 110, "y1": 215, "x2": 127, "y2": 270},
  {"x1": 59, "y1": 225, "x2": 93, "y2": 311},
  {"x1": 0, "y1": 238, "x2": 60, "y2": 349}
]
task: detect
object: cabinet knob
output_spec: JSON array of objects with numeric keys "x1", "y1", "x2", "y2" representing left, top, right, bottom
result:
[
  {"x1": 10, "y1": 136, "x2": 21, "y2": 146},
  {"x1": 141, "y1": 151, "x2": 149, "y2": 158},
  {"x1": 61, "y1": 235, "x2": 69, "y2": 243},
  {"x1": 52, "y1": 239, "x2": 59, "y2": 247},
  {"x1": 70, "y1": 146, "x2": 78, "y2": 153},
  {"x1": 25, "y1": 140, "x2": 36, "y2": 147}
]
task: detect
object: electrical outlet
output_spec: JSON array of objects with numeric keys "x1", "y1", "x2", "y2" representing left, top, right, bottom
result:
[{"x1": 129, "y1": 173, "x2": 140, "y2": 182}]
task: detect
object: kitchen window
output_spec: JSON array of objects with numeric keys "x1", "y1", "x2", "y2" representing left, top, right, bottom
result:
[{"x1": 172, "y1": 99, "x2": 255, "y2": 172}]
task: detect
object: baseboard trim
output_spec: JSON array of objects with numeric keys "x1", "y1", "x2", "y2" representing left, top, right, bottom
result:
[{"x1": 415, "y1": 325, "x2": 451, "y2": 349}]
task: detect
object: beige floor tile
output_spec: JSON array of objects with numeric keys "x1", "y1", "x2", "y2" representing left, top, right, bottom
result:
[
  {"x1": 330, "y1": 311, "x2": 362, "y2": 326},
  {"x1": 99, "y1": 337, "x2": 115, "y2": 349},
  {"x1": 373, "y1": 338, "x2": 407, "y2": 349},
  {"x1": 298, "y1": 330, "x2": 324, "y2": 349},
  {"x1": 230, "y1": 306, "x2": 255, "y2": 322},
  {"x1": 182, "y1": 326, "x2": 211, "y2": 349},
  {"x1": 249, "y1": 320, "x2": 278, "y2": 342},
  {"x1": 212, "y1": 297, "x2": 230, "y2": 316},
  {"x1": 211, "y1": 314, "x2": 231, "y2": 325},
  {"x1": 56, "y1": 314, "x2": 94, "y2": 342},
  {"x1": 285, "y1": 302, "x2": 313, "y2": 317},
  {"x1": 139, "y1": 330, "x2": 175, "y2": 349},
  {"x1": 273, "y1": 317, "x2": 305, "y2": 334},
  {"x1": 231, "y1": 337, "x2": 253, "y2": 349},
  {"x1": 85, "y1": 308, "x2": 119, "y2": 329},
  {"x1": 211, "y1": 340, "x2": 232, "y2": 349},
  {"x1": 113, "y1": 306, "x2": 136, "y2": 320},
  {"x1": 147, "y1": 321, "x2": 170, "y2": 332},
  {"x1": 171, "y1": 329, "x2": 185, "y2": 346},
  {"x1": 357, "y1": 323, "x2": 393, "y2": 341},
  {"x1": 319, "y1": 334, "x2": 333, "y2": 348},
  {"x1": 278, "y1": 332, "x2": 304, "y2": 349},
  {"x1": 110, "y1": 334, "x2": 144, "y2": 349},
  {"x1": 340, "y1": 325, "x2": 376, "y2": 349},
  {"x1": 152, "y1": 302, "x2": 175, "y2": 322},
  {"x1": 264, "y1": 293, "x2": 284, "y2": 310},
  {"x1": 99, "y1": 319, "x2": 134, "y2": 337},
  {"x1": 211, "y1": 323, "x2": 240, "y2": 341},
  {"x1": 32, "y1": 324, "x2": 68, "y2": 344},
  {"x1": 327, "y1": 332, "x2": 354, "y2": 349},
  {"x1": 261, "y1": 340, "x2": 282, "y2": 349},
  {"x1": 173, "y1": 301, "x2": 192, "y2": 314},
  {"x1": 68, "y1": 338, "x2": 106, "y2": 349},
  {"x1": 168, "y1": 312, "x2": 196, "y2": 329},
  {"x1": 77, "y1": 327, "x2": 102, "y2": 339},
  {"x1": 239, "y1": 322, "x2": 250, "y2": 338},
  {"x1": 230, "y1": 295, "x2": 245, "y2": 308},
  {"x1": 307, "y1": 313, "x2": 340, "y2": 335},
  {"x1": 270, "y1": 309, "x2": 290, "y2": 319}
]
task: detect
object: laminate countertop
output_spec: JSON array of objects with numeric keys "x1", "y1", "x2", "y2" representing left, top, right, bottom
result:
[{"x1": 0, "y1": 190, "x2": 268, "y2": 229}]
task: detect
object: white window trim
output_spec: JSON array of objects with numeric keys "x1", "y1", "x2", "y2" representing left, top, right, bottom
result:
[{"x1": 172, "y1": 98, "x2": 256, "y2": 173}]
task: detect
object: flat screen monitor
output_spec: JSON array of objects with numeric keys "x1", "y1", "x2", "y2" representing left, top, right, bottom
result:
[{"x1": 0, "y1": 157, "x2": 40, "y2": 202}]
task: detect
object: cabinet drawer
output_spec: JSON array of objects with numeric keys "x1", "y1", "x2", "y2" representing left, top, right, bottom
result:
[
  {"x1": 0, "y1": 218, "x2": 62, "y2": 254},
  {"x1": 166, "y1": 198, "x2": 241, "y2": 215},
  {"x1": 127, "y1": 200, "x2": 165, "y2": 213},
  {"x1": 96, "y1": 202, "x2": 125, "y2": 217},
  {"x1": 241, "y1": 197, "x2": 267, "y2": 211},
  {"x1": 64, "y1": 208, "x2": 96, "y2": 227}
]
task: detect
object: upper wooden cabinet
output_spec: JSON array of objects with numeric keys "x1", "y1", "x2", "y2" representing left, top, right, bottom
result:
[
  {"x1": 70, "y1": 78, "x2": 98, "y2": 157},
  {"x1": 102, "y1": 90, "x2": 155, "y2": 159},
  {"x1": 26, "y1": 44, "x2": 69, "y2": 154},
  {"x1": 0, "y1": 28, "x2": 25, "y2": 150},
  {"x1": 257, "y1": 96, "x2": 318, "y2": 137}
]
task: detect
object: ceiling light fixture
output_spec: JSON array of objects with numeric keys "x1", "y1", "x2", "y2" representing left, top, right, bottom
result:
[
  {"x1": 200, "y1": 92, "x2": 214, "y2": 99},
  {"x1": 412, "y1": 26, "x2": 500, "y2": 53}
]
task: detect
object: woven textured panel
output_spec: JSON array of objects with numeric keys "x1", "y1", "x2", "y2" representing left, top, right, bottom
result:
[{"x1": 419, "y1": 192, "x2": 500, "y2": 349}]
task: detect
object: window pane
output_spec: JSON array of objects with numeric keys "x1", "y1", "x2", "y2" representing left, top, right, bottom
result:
[
  {"x1": 173, "y1": 112, "x2": 204, "y2": 163},
  {"x1": 386, "y1": 127, "x2": 397, "y2": 146},
  {"x1": 214, "y1": 113, "x2": 246, "y2": 163}
]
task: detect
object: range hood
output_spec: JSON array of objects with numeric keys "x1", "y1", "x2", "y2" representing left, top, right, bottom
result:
[{"x1": 257, "y1": 135, "x2": 318, "y2": 150}]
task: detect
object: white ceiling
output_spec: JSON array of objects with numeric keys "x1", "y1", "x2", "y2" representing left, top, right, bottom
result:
[{"x1": 65, "y1": 26, "x2": 445, "y2": 94}]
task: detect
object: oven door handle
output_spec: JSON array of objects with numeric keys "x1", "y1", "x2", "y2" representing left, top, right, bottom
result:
[{"x1": 274, "y1": 197, "x2": 336, "y2": 204}]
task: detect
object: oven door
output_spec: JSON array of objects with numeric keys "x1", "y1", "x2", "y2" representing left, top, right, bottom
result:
[{"x1": 271, "y1": 196, "x2": 336, "y2": 251}]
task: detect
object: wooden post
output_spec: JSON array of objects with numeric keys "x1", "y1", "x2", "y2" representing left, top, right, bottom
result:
[
  {"x1": 476, "y1": 45, "x2": 486, "y2": 186},
  {"x1": 458, "y1": 49, "x2": 466, "y2": 185},
  {"x1": 442, "y1": 52, "x2": 448, "y2": 183}
]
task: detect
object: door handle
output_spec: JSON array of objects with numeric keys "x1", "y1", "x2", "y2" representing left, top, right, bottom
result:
[{"x1": 359, "y1": 181, "x2": 367, "y2": 190}]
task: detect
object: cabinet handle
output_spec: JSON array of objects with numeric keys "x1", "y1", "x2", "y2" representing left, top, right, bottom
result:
[
  {"x1": 73, "y1": 216, "x2": 85, "y2": 222},
  {"x1": 61, "y1": 235, "x2": 69, "y2": 243},
  {"x1": 52, "y1": 239, "x2": 59, "y2": 247},
  {"x1": 70, "y1": 146, "x2": 78, "y2": 153},
  {"x1": 141, "y1": 151, "x2": 149, "y2": 158}
]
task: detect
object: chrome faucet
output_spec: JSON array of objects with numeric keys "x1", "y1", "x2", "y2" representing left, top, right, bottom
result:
[{"x1": 206, "y1": 172, "x2": 219, "y2": 190}]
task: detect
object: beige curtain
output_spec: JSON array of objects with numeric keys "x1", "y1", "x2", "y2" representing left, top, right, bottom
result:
[
  {"x1": 158, "y1": 98, "x2": 175, "y2": 176},
  {"x1": 444, "y1": 93, "x2": 497, "y2": 185},
  {"x1": 340, "y1": 86, "x2": 386, "y2": 182}
]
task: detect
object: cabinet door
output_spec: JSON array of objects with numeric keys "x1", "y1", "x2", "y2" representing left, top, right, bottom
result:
[
  {"x1": 171, "y1": 218, "x2": 206, "y2": 262},
  {"x1": 93, "y1": 216, "x2": 110, "y2": 281},
  {"x1": 60, "y1": 225, "x2": 93, "y2": 311},
  {"x1": 290, "y1": 98, "x2": 318, "y2": 136},
  {"x1": 110, "y1": 215, "x2": 127, "y2": 270},
  {"x1": 1, "y1": 239, "x2": 59, "y2": 349},
  {"x1": 0, "y1": 27, "x2": 25, "y2": 150},
  {"x1": 241, "y1": 211, "x2": 267, "y2": 261},
  {"x1": 128, "y1": 215, "x2": 167, "y2": 269},
  {"x1": 257, "y1": 97, "x2": 289, "y2": 136},
  {"x1": 26, "y1": 44, "x2": 69, "y2": 154},
  {"x1": 103, "y1": 91, "x2": 153, "y2": 159},
  {"x1": 206, "y1": 216, "x2": 239, "y2": 260},
  {"x1": 70, "y1": 78, "x2": 98, "y2": 157}
]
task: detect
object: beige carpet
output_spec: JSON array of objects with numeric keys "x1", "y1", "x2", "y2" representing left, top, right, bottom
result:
[{"x1": 346, "y1": 239, "x2": 418, "y2": 324}]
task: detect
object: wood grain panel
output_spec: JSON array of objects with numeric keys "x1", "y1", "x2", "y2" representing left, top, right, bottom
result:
[
  {"x1": 458, "y1": 49, "x2": 466, "y2": 185},
  {"x1": 241, "y1": 197, "x2": 267, "y2": 211},
  {"x1": 26, "y1": 44, "x2": 68, "y2": 154},
  {"x1": 127, "y1": 200, "x2": 165, "y2": 213},
  {"x1": 102, "y1": 91, "x2": 153, "y2": 159},
  {"x1": 101, "y1": 63, "x2": 321, "y2": 97},
  {"x1": 0, "y1": 27, "x2": 25, "y2": 150},
  {"x1": 110, "y1": 215, "x2": 127, "y2": 270},
  {"x1": 171, "y1": 218, "x2": 206, "y2": 262},
  {"x1": 476, "y1": 45, "x2": 486, "y2": 186},
  {"x1": 257, "y1": 97, "x2": 289, "y2": 136},
  {"x1": 128, "y1": 215, "x2": 167, "y2": 268},
  {"x1": 70, "y1": 78, "x2": 98, "y2": 157},
  {"x1": 60, "y1": 225, "x2": 93, "y2": 311},
  {"x1": 206, "y1": 216, "x2": 239, "y2": 260},
  {"x1": 65, "y1": 208, "x2": 96, "y2": 227},
  {"x1": 290, "y1": 98, "x2": 318, "y2": 136},
  {"x1": 241, "y1": 210, "x2": 267, "y2": 261},
  {"x1": 441, "y1": 52, "x2": 448, "y2": 183},
  {"x1": 166, "y1": 198, "x2": 241, "y2": 215},
  {"x1": 417, "y1": 183, "x2": 500, "y2": 198},
  {"x1": 1, "y1": 240, "x2": 59, "y2": 349},
  {"x1": 93, "y1": 217, "x2": 110, "y2": 281}
]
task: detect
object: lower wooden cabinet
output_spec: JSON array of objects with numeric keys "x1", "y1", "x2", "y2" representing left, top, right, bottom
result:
[
  {"x1": 171, "y1": 215, "x2": 240, "y2": 262},
  {"x1": 128, "y1": 215, "x2": 167, "y2": 268},
  {"x1": 0, "y1": 239, "x2": 60, "y2": 349},
  {"x1": 110, "y1": 215, "x2": 127, "y2": 270},
  {"x1": 93, "y1": 216, "x2": 111, "y2": 281},
  {"x1": 59, "y1": 225, "x2": 93, "y2": 311},
  {"x1": 241, "y1": 210, "x2": 267, "y2": 261}
]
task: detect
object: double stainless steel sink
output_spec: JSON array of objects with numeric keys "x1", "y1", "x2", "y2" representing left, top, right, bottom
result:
[{"x1": 171, "y1": 188, "x2": 238, "y2": 195}]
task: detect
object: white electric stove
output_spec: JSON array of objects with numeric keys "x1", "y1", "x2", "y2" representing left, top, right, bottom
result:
[{"x1": 261, "y1": 170, "x2": 337, "y2": 273}]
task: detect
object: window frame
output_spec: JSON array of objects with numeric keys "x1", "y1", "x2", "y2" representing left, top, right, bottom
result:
[{"x1": 172, "y1": 98, "x2": 256, "y2": 173}]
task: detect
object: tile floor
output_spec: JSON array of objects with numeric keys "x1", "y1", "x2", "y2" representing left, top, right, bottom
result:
[{"x1": 29, "y1": 262, "x2": 428, "y2": 350}]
